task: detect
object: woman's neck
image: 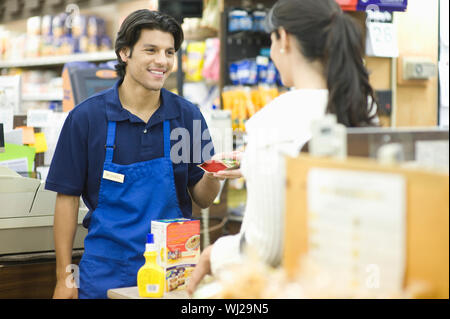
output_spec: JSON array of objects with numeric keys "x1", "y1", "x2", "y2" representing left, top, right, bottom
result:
[{"x1": 292, "y1": 60, "x2": 327, "y2": 91}]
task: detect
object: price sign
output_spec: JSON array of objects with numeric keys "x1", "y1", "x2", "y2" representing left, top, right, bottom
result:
[{"x1": 366, "y1": 21, "x2": 399, "y2": 58}]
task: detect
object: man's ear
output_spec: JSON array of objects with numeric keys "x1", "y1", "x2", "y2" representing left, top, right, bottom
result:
[{"x1": 119, "y1": 47, "x2": 131, "y2": 63}]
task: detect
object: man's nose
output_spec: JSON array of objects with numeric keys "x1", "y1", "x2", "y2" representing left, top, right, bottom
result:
[{"x1": 153, "y1": 51, "x2": 167, "y2": 66}]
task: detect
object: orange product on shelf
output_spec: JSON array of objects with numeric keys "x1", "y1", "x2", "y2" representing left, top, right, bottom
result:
[
  {"x1": 222, "y1": 86, "x2": 282, "y2": 131},
  {"x1": 221, "y1": 89, "x2": 234, "y2": 111},
  {"x1": 243, "y1": 88, "x2": 256, "y2": 118},
  {"x1": 231, "y1": 92, "x2": 240, "y2": 131},
  {"x1": 251, "y1": 88, "x2": 262, "y2": 111},
  {"x1": 238, "y1": 96, "x2": 247, "y2": 132}
]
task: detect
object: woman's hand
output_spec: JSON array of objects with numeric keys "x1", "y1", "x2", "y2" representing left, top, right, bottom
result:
[
  {"x1": 210, "y1": 151, "x2": 243, "y2": 180},
  {"x1": 187, "y1": 245, "x2": 213, "y2": 296}
]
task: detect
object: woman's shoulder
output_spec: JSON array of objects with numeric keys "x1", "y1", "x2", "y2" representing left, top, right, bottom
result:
[{"x1": 246, "y1": 89, "x2": 328, "y2": 131}]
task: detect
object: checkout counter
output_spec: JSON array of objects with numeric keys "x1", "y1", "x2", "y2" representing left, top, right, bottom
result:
[{"x1": 0, "y1": 166, "x2": 88, "y2": 298}]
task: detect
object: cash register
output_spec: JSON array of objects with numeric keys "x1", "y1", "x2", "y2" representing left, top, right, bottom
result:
[
  {"x1": 62, "y1": 62, "x2": 118, "y2": 112},
  {"x1": 0, "y1": 166, "x2": 88, "y2": 255}
]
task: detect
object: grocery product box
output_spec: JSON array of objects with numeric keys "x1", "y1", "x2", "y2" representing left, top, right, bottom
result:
[{"x1": 151, "y1": 218, "x2": 200, "y2": 292}]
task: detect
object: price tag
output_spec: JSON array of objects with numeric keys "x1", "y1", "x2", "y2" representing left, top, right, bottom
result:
[
  {"x1": 27, "y1": 109, "x2": 53, "y2": 128},
  {"x1": 366, "y1": 21, "x2": 399, "y2": 58}
]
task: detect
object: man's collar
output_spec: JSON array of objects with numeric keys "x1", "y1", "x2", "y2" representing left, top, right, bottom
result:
[{"x1": 105, "y1": 80, "x2": 180, "y2": 126}]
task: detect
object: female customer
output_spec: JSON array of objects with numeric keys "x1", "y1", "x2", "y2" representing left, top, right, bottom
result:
[{"x1": 187, "y1": 0, "x2": 377, "y2": 294}]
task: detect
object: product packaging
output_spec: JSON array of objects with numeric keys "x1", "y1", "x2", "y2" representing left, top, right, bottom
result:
[
  {"x1": 185, "y1": 41, "x2": 207, "y2": 82},
  {"x1": 252, "y1": 8, "x2": 267, "y2": 32},
  {"x1": 228, "y1": 9, "x2": 252, "y2": 32},
  {"x1": 198, "y1": 158, "x2": 240, "y2": 173},
  {"x1": 151, "y1": 218, "x2": 200, "y2": 292}
]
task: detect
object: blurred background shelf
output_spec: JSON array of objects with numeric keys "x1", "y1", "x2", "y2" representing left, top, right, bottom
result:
[
  {"x1": 22, "y1": 93, "x2": 64, "y2": 101},
  {"x1": 0, "y1": 50, "x2": 116, "y2": 68}
]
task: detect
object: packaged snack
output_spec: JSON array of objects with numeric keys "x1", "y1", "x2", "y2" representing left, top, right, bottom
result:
[
  {"x1": 252, "y1": 8, "x2": 267, "y2": 32},
  {"x1": 236, "y1": 59, "x2": 258, "y2": 85},
  {"x1": 42, "y1": 15, "x2": 53, "y2": 36},
  {"x1": 73, "y1": 35, "x2": 89, "y2": 54},
  {"x1": 99, "y1": 35, "x2": 112, "y2": 51},
  {"x1": 151, "y1": 218, "x2": 200, "y2": 292},
  {"x1": 52, "y1": 14, "x2": 69, "y2": 38},
  {"x1": 228, "y1": 10, "x2": 244, "y2": 32},
  {"x1": 87, "y1": 16, "x2": 106, "y2": 37},
  {"x1": 266, "y1": 61, "x2": 278, "y2": 85},
  {"x1": 25, "y1": 35, "x2": 41, "y2": 58},
  {"x1": 198, "y1": 158, "x2": 240, "y2": 173},
  {"x1": 229, "y1": 62, "x2": 239, "y2": 85},
  {"x1": 256, "y1": 55, "x2": 269, "y2": 84},
  {"x1": 185, "y1": 41, "x2": 206, "y2": 82},
  {"x1": 202, "y1": 38, "x2": 220, "y2": 82},
  {"x1": 72, "y1": 15, "x2": 88, "y2": 38},
  {"x1": 27, "y1": 16, "x2": 41, "y2": 36},
  {"x1": 87, "y1": 36, "x2": 99, "y2": 52},
  {"x1": 60, "y1": 35, "x2": 74, "y2": 55}
]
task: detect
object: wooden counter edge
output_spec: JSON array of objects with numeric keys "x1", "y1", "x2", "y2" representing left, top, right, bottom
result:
[{"x1": 107, "y1": 286, "x2": 189, "y2": 299}]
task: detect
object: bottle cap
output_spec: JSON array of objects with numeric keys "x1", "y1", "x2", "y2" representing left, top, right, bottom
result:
[{"x1": 146, "y1": 233, "x2": 154, "y2": 244}]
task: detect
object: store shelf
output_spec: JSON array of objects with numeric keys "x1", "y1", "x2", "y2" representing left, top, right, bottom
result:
[
  {"x1": 184, "y1": 27, "x2": 219, "y2": 41},
  {"x1": 0, "y1": 50, "x2": 116, "y2": 68},
  {"x1": 22, "y1": 93, "x2": 64, "y2": 101}
]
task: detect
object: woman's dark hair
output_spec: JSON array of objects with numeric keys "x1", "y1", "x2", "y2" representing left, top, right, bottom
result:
[
  {"x1": 266, "y1": 0, "x2": 377, "y2": 127},
  {"x1": 114, "y1": 9, "x2": 184, "y2": 79}
]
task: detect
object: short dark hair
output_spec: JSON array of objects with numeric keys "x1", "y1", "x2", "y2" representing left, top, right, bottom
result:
[{"x1": 114, "y1": 9, "x2": 184, "y2": 79}]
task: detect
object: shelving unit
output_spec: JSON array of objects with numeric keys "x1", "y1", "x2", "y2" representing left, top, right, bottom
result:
[
  {"x1": 22, "y1": 93, "x2": 64, "y2": 102},
  {"x1": 219, "y1": 0, "x2": 275, "y2": 90},
  {"x1": 1, "y1": 51, "x2": 117, "y2": 106},
  {"x1": 0, "y1": 50, "x2": 116, "y2": 68}
]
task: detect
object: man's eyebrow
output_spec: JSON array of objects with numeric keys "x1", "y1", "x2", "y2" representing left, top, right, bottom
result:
[{"x1": 142, "y1": 44, "x2": 175, "y2": 50}]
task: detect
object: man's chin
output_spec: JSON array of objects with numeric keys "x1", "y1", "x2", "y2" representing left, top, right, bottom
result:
[{"x1": 143, "y1": 82, "x2": 165, "y2": 92}]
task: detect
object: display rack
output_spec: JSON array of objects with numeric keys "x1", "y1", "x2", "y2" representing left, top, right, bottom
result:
[
  {"x1": 22, "y1": 93, "x2": 64, "y2": 102},
  {"x1": 219, "y1": 2, "x2": 274, "y2": 89},
  {"x1": 0, "y1": 50, "x2": 116, "y2": 68},
  {"x1": 0, "y1": 0, "x2": 128, "y2": 24}
]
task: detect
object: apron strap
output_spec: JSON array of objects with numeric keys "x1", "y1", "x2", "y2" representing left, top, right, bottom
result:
[
  {"x1": 105, "y1": 120, "x2": 169, "y2": 162},
  {"x1": 105, "y1": 121, "x2": 117, "y2": 163},
  {"x1": 163, "y1": 120, "x2": 171, "y2": 159}
]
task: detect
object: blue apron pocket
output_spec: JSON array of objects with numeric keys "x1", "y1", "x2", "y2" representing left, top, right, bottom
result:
[{"x1": 78, "y1": 254, "x2": 129, "y2": 299}]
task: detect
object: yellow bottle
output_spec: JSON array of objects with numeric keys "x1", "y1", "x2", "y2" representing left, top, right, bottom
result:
[{"x1": 137, "y1": 233, "x2": 165, "y2": 298}]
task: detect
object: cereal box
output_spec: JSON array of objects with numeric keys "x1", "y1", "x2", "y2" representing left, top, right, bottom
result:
[{"x1": 151, "y1": 218, "x2": 200, "y2": 292}]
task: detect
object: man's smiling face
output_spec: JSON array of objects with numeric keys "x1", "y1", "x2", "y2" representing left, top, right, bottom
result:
[{"x1": 120, "y1": 28, "x2": 176, "y2": 91}]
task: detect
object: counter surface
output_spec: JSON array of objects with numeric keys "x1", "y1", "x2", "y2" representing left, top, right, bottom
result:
[{"x1": 107, "y1": 286, "x2": 189, "y2": 299}]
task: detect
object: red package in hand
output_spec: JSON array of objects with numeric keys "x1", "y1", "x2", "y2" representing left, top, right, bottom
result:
[{"x1": 197, "y1": 160, "x2": 229, "y2": 173}]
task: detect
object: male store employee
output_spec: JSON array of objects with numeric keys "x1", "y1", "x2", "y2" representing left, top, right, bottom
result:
[{"x1": 46, "y1": 10, "x2": 220, "y2": 299}]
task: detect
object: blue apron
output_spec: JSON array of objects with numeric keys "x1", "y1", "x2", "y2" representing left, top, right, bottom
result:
[{"x1": 78, "y1": 120, "x2": 183, "y2": 299}]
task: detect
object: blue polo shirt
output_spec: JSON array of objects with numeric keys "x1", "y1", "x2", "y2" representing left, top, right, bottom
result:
[{"x1": 45, "y1": 80, "x2": 214, "y2": 227}]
